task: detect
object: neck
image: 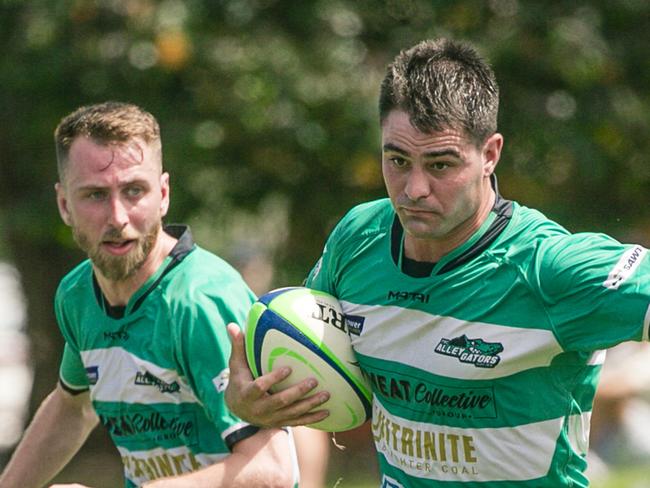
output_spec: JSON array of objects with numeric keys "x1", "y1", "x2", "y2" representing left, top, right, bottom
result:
[
  {"x1": 95, "y1": 231, "x2": 177, "y2": 307},
  {"x1": 404, "y1": 186, "x2": 496, "y2": 263}
]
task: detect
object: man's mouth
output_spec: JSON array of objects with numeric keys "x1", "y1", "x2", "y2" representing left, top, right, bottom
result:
[{"x1": 102, "y1": 239, "x2": 136, "y2": 255}]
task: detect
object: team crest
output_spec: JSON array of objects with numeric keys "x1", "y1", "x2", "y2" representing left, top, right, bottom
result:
[{"x1": 435, "y1": 334, "x2": 503, "y2": 368}]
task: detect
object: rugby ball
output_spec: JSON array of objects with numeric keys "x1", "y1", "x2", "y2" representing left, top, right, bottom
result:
[{"x1": 245, "y1": 287, "x2": 371, "y2": 432}]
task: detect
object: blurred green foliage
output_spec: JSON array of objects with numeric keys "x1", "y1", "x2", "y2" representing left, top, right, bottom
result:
[
  {"x1": 1, "y1": 0, "x2": 650, "y2": 483},
  {"x1": 3, "y1": 0, "x2": 650, "y2": 277}
]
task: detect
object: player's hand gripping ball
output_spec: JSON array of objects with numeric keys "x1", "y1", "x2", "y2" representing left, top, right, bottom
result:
[{"x1": 245, "y1": 287, "x2": 372, "y2": 432}]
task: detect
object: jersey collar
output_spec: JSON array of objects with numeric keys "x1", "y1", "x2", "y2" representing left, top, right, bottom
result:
[{"x1": 93, "y1": 224, "x2": 196, "y2": 319}]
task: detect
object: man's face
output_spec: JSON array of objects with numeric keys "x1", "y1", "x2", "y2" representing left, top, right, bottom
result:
[
  {"x1": 56, "y1": 136, "x2": 170, "y2": 281},
  {"x1": 381, "y1": 110, "x2": 501, "y2": 244}
]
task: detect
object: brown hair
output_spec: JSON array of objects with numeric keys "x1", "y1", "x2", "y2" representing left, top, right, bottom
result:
[
  {"x1": 379, "y1": 38, "x2": 499, "y2": 146},
  {"x1": 54, "y1": 101, "x2": 162, "y2": 180}
]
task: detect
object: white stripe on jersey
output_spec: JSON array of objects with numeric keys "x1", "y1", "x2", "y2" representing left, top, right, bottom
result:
[
  {"x1": 80, "y1": 347, "x2": 199, "y2": 404},
  {"x1": 116, "y1": 444, "x2": 227, "y2": 486},
  {"x1": 372, "y1": 398, "x2": 563, "y2": 482},
  {"x1": 644, "y1": 303, "x2": 650, "y2": 342},
  {"x1": 342, "y1": 301, "x2": 563, "y2": 380}
]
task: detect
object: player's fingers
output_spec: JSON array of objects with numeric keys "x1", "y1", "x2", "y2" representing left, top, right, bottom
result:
[
  {"x1": 226, "y1": 323, "x2": 246, "y2": 368},
  {"x1": 279, "y1": 409, "x2": 330, "y2": 428},
  {"x1": 265, "y1": 380, "x2": 330, "y2": 413},
  {"x1": 263, "y1": 392, "x2": 331, "y2": 426},
  {"x1": 243, "y1": 367, "x2": 293, "y2": 400}
]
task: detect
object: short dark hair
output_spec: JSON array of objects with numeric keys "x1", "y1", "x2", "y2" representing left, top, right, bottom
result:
[
  {"x1": 54, "y1": 101, "x2": 161, "y2": 180},
  {"x1": 379, "y1": 38, "x2": 499, "y2": 145}
]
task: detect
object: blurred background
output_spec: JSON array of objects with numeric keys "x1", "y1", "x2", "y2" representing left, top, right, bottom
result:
[{"x1": 1, "y1": 0, "x2": 650, "y2": 486}]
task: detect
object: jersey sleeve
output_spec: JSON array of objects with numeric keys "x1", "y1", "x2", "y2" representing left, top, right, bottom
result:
[
  {"x1": 305, "y1": 221, "x2": 343, "y2": 295},
  {"x1": 59, "y1": 342, "x2": 90, "y2": 393},
  {"x1": 54, "y1": 284, "x2": 89, "y2": 393},
  {"x1": 535, "y1": 233, "x2": 650, "y2": 351},
  {"x1": 172, "y1": 280, "x2": 259, "y2": 450}
]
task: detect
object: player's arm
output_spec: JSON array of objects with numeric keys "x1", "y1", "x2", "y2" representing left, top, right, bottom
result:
[
  {"x1": 142, "y1": 427, "x2": 293, "y2": 488},
  {"x1": 0, "y1": 382, "x2": 99, "y2": 488},
  {"x1": 224, "y1": 323, "x2": 330, "y2": 428}
]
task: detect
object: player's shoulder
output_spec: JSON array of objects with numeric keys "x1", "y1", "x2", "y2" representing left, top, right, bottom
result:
[
  {"x1": 495, "y1": 202, "x2": 571, "y2": 257},
  {"x1": 56, "y1": 259, "x2": 93, "y2": 300},
  {"x1": 502, "y1": 202, "x2": 642, "y2": 275},
  {"x1": 507, "y1": 203, "x2": 570, "y2": 239},
  {"x1": 163, "y1": 246, "x2": 255, "y2": 308},
  {"x1": 510, "y1": 203, "x2": 623, "y2": 250},
  {"x1": 330, "y1": 198, "x2": 394, "y2": 244}
]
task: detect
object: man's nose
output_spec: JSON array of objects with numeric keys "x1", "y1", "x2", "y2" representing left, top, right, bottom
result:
[
  {"x1": 107, "y1": 196, "x2": 129, "y2": 229},
  {"x1": 404, "y1": 167, "x2": 431, "y2": 201}
]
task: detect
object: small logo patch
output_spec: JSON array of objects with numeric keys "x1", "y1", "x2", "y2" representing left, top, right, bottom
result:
[
  {"x1": 387, "y1": 290, "x2": 430, "y2": 303},
  {"x1": 134, "y1": 371, "x2": 180, "y2": 393},
  {"x1": 435, "y1": 334, "x2": 503, "y2": 368},
  {"x1": 85, "y1": 366, "x2": 99, "y2": 385},
  {"x1": 212, "y1": 368, "x2": 230, "y2": 393},
  {"x1": 103, "y1": 325, "x2": 129, "y2": 341},
  {"x1": 603, "y1": 245, "x2": 647, "y2": 290},
  {"x1": 345, "y1": 314, "x2": 365, "y2": 336}
]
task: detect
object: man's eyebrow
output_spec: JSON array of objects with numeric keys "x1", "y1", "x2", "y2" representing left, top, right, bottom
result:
[{"x1": 383, "y1": 142, "x2": 461, "y2": 159}]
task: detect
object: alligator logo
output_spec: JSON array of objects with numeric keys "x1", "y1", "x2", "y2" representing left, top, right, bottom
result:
[{"x1": 435, "y1": 334, "x2": 503, "y2": 368}]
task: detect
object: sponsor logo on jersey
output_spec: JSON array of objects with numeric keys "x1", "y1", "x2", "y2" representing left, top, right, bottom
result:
[
  {"x1": 435, "y1": 335, "x2": 503, "y2": 368},
  {"x1": 100, "y1": 411, "x2": 195, "y2": 442},
  {"x1": 312, "y1": 301, "x2": 346, "y2": 332},
  {"x1": 373, "y1": 402, "x2": 480, "y2": 478},
  {"x1": 387, "y1": 290, "x2": 430, "y2": 303},
  {"x1": 368, "y1": 370, "x2": 497, "y2": 419},
  {"x1": 212, "y1": 368, "x2": 229, "y2": 393},
  {"x1": 121, "y1": 450, "x2": 202, "y2": 483},
  {"x1": 345, "y1": 314, "x2": 365, "y2": 336},
  {"x1": 135, "y1": 371, "x2": 180, "y2": 393},
  {"x1": 104, "y1": 324, "x2": 129, "y2": 341},
  {"x1": 603, "y1": 245, "x2": 647, "y2": 290},
  {"x1": 85, "y1": 365, "x2": 99, "y2": 385}
]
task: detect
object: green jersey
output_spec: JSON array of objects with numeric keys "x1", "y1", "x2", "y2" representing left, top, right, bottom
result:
[
  {"x1": 56, "y1": 226, "x2": 261, "y2": 487},
  {"x1": 306, "y1": 195, "x2": 650, "y2": 487}
]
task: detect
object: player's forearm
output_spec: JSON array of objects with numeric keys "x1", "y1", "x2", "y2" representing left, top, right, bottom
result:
[
  {"x1": 0, "y1": 386, "x2": 98, "y2": 488},
  {"x1": 142, "y1": 430, "x2": 294, "y2": 488},
  {"x1": 141, "y1": 454, "x2": 292, "y2": 488}
]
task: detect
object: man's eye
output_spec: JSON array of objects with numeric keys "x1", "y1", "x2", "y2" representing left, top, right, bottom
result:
[
  {"x1": 88, "y1": 191, "x2": 107, "y2": 201},
  {"x1": 430, "y1": 162, "x2": 450, "y2": 171},
  {"x1": 390, "y1": 157, "x2": 408, "y2": 168},
  {"x1": 125, "y1": 186, "x2": 143, "y2": 197}
]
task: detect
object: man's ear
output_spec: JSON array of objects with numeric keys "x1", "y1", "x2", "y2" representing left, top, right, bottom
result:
[
  {"x1": 55, "y1": 182, "x2": 72, "y2": 226},
  {"x1": 160, "y1": 172, "x2": 170, "y2": 217},
  {"x1": 482, "y1": 132, "x2": 504, "y2": 176}
]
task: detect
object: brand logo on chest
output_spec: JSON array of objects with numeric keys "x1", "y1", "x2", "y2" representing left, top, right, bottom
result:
[{"x1": 387, "y1": 290, "x2": 430, "y2": 303}]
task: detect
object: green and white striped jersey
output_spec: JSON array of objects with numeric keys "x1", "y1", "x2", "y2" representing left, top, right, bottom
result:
[
  {"x1": 56, "y1": 226, "x2": 265, "y2": 487},
  {"x1": 305, "y1": 197, "x2": 650, "y2": 487}
]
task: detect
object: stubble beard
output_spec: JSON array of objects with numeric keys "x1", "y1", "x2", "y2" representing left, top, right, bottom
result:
[{"x1": 72, "y1": 222, "x2": 160, "y2": 282}]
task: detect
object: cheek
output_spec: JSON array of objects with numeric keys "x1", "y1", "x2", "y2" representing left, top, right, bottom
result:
[{"x1": 382, "y1": 166, "x2": 402, "y2": 197}]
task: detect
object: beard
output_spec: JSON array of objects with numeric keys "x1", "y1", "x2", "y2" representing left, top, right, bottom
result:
[{"x1": 72, "y1": 221, "x2": 160, "y2": 282}]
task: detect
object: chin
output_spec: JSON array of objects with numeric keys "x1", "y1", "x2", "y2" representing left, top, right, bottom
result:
[{"x1": 401, "y1": 218, "x2": 444, "y2": 240}]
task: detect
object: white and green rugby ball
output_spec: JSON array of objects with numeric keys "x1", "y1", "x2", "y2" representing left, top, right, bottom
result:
[{"x1": 245, "y1": 287, "x2": 371, "y2": 432}]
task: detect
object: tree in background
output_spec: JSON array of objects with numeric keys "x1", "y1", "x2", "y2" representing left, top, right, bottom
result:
[{"x1": 1, "y1": 0, "x2": 650, "y2": 485}]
